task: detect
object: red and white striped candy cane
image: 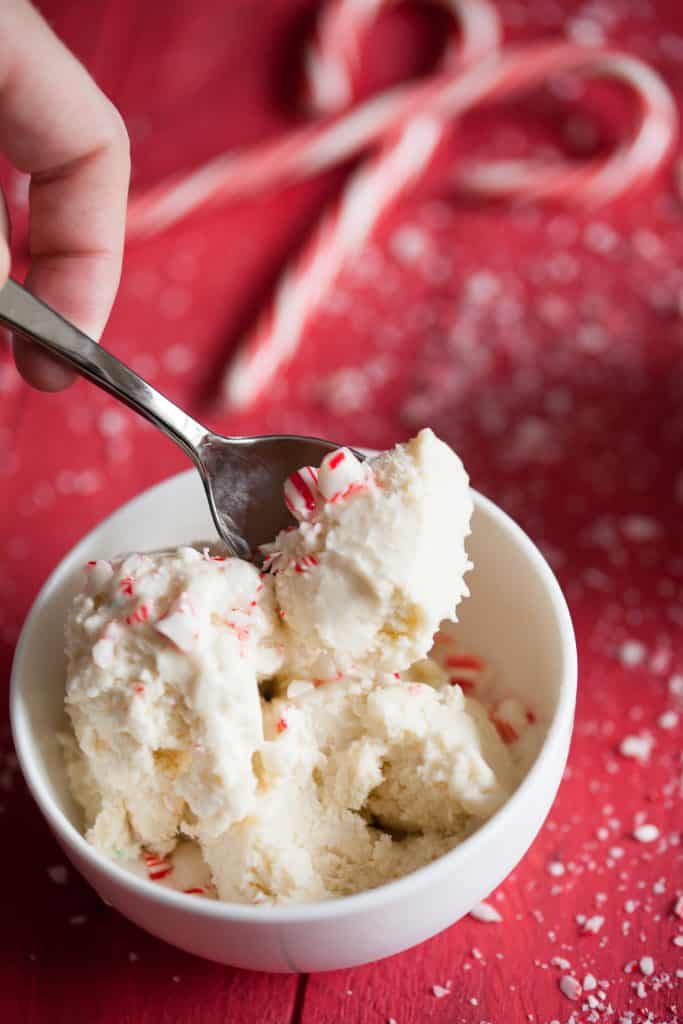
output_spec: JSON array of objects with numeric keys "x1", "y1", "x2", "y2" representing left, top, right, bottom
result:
[
  {"x1": 126, "y1": 0, "x2": 498, "y2": 236},
  {"x1": 124, "y1": 0, "x2": 677, "y2": 410},
  {"x1": 305, "y1": 0, "x2": 501, "y2": 112},
  {"x1": 221, "y1": 0, "x2": 500, "y2": 407},
  {"x1": 456, "y1": 50, "x2": 677, "y2": 204},
  {"x1": 224, "y1": 39, "x2": 677, "y2": 408},
  {"x1": 225, "y1": 114, "x2": 445, "y2": 407}
]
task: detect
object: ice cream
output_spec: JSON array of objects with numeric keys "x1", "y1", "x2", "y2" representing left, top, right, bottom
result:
[
  {"x1": 268, "y1": 429, "x2": 473, "y2": 679},
  {"x1": 64, "y1": 547, "x2": 282, "y2": 856},
  {"x1": 63, "y1": 429, "x2": 541, "y2": 904}
]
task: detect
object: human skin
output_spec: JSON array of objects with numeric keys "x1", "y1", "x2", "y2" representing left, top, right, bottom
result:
[{"x1": 0, "y1": 0, "x2": 130, "y2": 390}]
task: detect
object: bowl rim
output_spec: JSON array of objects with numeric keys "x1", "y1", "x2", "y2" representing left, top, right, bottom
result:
[{"x1": 11, "y1": 469, "x2": 577, "y2": 924}]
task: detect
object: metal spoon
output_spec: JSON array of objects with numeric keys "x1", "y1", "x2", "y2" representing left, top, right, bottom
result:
[{"x1": 0, "y1": 278, "x2": 352, "y2": 560}]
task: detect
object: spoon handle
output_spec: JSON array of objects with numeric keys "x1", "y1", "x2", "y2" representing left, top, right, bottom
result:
[{"x1": 0, "y1": 278, "x2": 207, "y2": 460}]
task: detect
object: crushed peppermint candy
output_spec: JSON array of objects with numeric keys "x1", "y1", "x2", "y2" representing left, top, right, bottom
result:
[
  {"x1": 431, "y1": 983, "x2": 451, "y2": 999},
  {"x1": 283, "y1": 466, "x2": 320, "y2": 521},
  {"x1": 632, "y1": 824, "x2": 660, "y2": 843},
  {"x1": 669, "y1": 674, "x2": 683, "y2": 698},
  {"x1": 619, "y1": 641, "x2": 646, "y2": 668},
  {"x1": 292, "y1": 555, "x2": 319, "y2": 574},
  {"x1": 657, "y1": 710, "x2": 678, "y2": 730},
  {"x1": 579, "y1": 914, "x2": 605, "y2": 935},
  {"x1": 46, "y1": 865, "x2": 68, "y2": 885},
  {"x1": 155, "y1": 593, "x2": 199, "y2": 653},
  {"x1": 317, "y1": 447, "x2": 368, "y2": 502},
  {"x1": 559, "y1": 975, "x2": 582, "y2": 1001},
  {"x1": 618, "y1": 734, "x2": 654, "y2": 762},
  {"x1": 639, "y1": 956, "x2": 655, "y2": 976},
  {"x1": 469, "y1": 901, "x2": 503, "y2": 923}
]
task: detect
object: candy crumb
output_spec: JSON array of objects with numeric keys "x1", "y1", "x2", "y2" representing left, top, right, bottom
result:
[
  {"x1": 431, "y1": 984, "x2": 451, "y2": 998},
  {"x1": 580, "y1": 914, "x2": 605, "y2": 935},
  {"x1": 639, "y1": 956, "x2": 655, "y2": 976},
  {"x1": 633, "y1": 824, "x2": 660, "y2": 843},
  {"x1": 469, "y1": 901, "x2": 503, "y2": 923},
  {"x1": 559, "y1": 976, "x2": 582, "y2": 1001},
  {"x1": 619, "y1": 641, "x2": 646, "y2": 667},
  {"x1": 551, "y1": 957, "x2": 572, "y2": 970},
  {"x1": 47, "y1": 865, "x2": 68, "y2": 885},
  {"x1": 618, "y1": 734, "x2": 653, "y2": 762}
]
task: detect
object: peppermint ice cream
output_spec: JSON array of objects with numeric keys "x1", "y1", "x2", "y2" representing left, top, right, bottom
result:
[
  {"x1": 268, "y1": 429, "x2": 473, "y2": 679},
  {"x1": 63, "y1": 429, "x2": 541, "y2": 904}
]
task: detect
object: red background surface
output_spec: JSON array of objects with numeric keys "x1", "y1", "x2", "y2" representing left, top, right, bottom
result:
[{"x1": 1, "y1": 1, "x2": 682, "y2": 1021}]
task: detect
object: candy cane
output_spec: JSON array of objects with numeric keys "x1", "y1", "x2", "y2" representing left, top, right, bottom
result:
[
  {"x1": 456, "y1": 51, "x2": 677, "y2": 204},
  {"x1": 225, "y1": 114, "x2": 443, "y2": 407},
  {"x1": 224, "y1": 41, "x2": 677, "y2": 407},
  {"x1": 124, "y1": 0, "x2": 677, "y2": 410},
  {"x1": 305, "y1": 0, "x2": 501, "y2": 112},
  {"x1": 126, "y1": 0, "x2": 499, "y2": 236}
]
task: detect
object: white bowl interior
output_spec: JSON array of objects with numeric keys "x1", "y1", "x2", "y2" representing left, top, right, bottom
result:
[{"x1": 11, "y1": 469, "x2": 576, "y2": 971}]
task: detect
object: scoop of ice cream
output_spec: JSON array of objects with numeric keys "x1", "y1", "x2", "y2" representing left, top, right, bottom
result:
[
  {"x1": 201, "y1": 669, "x2": 518, "y2": 903},
  {"x1": 65, "y1": 546, "x2": 283, "y2": 855},
  {"x1": 268, "y1": 428, "x2": 473, "y2": 679}
]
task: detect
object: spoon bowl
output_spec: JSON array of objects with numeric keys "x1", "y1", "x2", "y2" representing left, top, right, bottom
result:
[
  {"x1": 0, "y1": 278, "x2": 355, "y2": 558},
  {"x1": 197, "y1": 431, "x2": 348, "y2": 559}
]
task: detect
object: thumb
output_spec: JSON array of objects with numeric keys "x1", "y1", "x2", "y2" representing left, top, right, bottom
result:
[
  {"x1": 0, "y1": 187, "x2": 9, "y2": 285},
  {"x1": 6, "y1": 207, "x2": 74, "y2": 391},
  {"x1": 0, "y1": 185, "x2": 74, "y2": 390}
]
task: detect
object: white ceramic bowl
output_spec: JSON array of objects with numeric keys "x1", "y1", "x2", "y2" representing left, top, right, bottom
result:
[{"x1": 11, "y1": 469, "x2": 576, "y2": 973}]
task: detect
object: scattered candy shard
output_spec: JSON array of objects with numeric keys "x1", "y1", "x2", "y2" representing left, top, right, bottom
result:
[
  {"x1": 469, "y1": 901, "x2": 503, "y2": 923},
  {"x1": 559, "y1": 975, "x2": 582, "y2": 1001}
]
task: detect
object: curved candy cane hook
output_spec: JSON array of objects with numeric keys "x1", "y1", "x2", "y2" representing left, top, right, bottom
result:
[{"x1": 124, "y1": 0, "x2": 677, "y2": 411}]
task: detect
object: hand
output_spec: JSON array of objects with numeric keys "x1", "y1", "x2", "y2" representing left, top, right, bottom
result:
[{"x1": 1, "y1": 0, "x2": 130, "y2": 390}]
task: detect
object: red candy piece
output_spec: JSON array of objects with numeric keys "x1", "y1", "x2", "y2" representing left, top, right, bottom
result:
[
  {"x1": 450, "y1": 676, "x2": 474, "y2": 692},
  {"x1": 125, "y1": 604, "x2": 149, "y2": 625},
  {"x1": 445, "y1": 654, "x2": 484, "y2": 670},
  {"x1": 490, "y1": 713, "x2": 519, "y2": 744},
  {"x1": 284, "y1": 466, "x2": 320, "y2": 521},
  {"x1": 328, "y1": 450, "x2": 346, "y2": 469},
  {"x1": 149, "y1": 865, "x2": 173, "y2": 881},
  {"x1": 293, "y1": 555, "x2": 319, "y2": 574}
]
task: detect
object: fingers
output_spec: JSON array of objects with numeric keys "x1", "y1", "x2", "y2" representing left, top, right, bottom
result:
[{"x1": 0, "y1": 0, "x2": 130, "y2": 390}]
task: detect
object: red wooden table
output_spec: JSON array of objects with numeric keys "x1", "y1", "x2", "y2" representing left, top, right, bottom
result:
[{"x1": 1, "y1": 2, "x2": 682, "y2": 1021}]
